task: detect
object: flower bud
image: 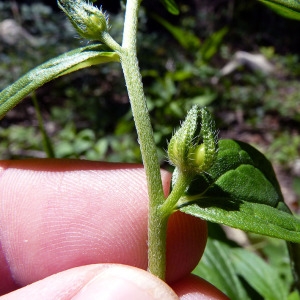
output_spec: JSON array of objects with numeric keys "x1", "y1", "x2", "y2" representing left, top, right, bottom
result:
[
  {"x1": 58, "y1": 0, "x2": 109, "y2": 41},
  {"x1": 189, "y1": 143, "x2": 206, "y2": 167},
  {"x1": 168, "y1": 106, "x2": 218, "y2": 174}
]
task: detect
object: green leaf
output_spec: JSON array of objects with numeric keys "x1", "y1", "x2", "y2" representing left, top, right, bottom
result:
[
  {"x1": 288, "y1": 291, "x2": 300, "y2": 300},
  {"x1": 232, "y1": 248, "x2": 289, "y2": 300},
  {"x1": 193, "y1": 237, "x2": 250, "y2": 300},
  {"x1": 0, "y1": 44, "x2": 119, "y2": 119},
  {"x1": 151, "y1": 14, "x2": 200, "y2": 50},
  {"x1": 200, "y1": 27, "x2": 228, "y2": 61},
  {"x1": 160, "y1": 0, "x2": 179, "y2": 15},
  {"x1": 196, "y1": 231, "x2": 294, "y2": 299},
  {"x1": 259, "y1": 0, "x2": 300, "y2": 20},
  {"x1": 181, "y1": 202, "x2": 300, "y2": 242},
  {"x1": 178, "y1": 139, "x2": 300, "y2": 243}
]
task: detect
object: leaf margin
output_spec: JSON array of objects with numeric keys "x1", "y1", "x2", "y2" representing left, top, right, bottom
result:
[
  {"x1": 0, "y1": 44, "x2": 119, "y2": 119},
  {"x1": 258, "y1": 0, "x2": 300, "y2": 20},
  {"x1": 180, "y1": 200, "x2": 300, "y2": 243}
]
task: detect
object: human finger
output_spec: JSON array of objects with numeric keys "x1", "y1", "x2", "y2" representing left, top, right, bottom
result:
[
  {"x1": 0, "y1": 160, "x2": 207, "y2": 294},
  {"x1": 171, "y1": 274, "x2": 230, "y2": 300},
  {"x1": 1, "y1": 264, "x2": 178, "y2": 300}
]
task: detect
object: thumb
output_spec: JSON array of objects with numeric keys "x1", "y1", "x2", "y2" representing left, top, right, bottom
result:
[{"x1": 2, "y1": 264, "x2": 178, "y2": 300}]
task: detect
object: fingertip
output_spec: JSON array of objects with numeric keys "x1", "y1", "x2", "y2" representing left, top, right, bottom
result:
[
  {"x1": 72, "y1": 265, "x2": 178, "y2": 300},
  {"x1": 0, "y1": 160, "x2": 206, "y2": 290},
  {"x1": 171, "y1": 274, "x2": 229, "y2": 300},
  {"x1": 160, "y1": 169, "x2": 172, "y2": 197},
  {"x1": 3, "y1": 264, "x2": 178, "y2": 300},
  {"x1": 166, "y1": 212, "x2": 207, "y2": 283}
]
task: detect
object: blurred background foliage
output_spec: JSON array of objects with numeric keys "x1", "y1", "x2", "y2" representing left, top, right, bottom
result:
[
  {"x1": 1, "y1": 0, "x2": 299, "y2": 203},
  {"x1": 1, "y1": 0, "x2": 300, "y2": 297},
  {"x1": 0, "y1": 0, "x2": 299, "y2": 206}
]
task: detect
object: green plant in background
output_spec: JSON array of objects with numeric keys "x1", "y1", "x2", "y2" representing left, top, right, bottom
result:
[
  {"x1": 259, "y1": 0, "x2": 300, "y2": 20},
  {"x1": 0, "y1": 0, "x2": 300, "y2": 298}
]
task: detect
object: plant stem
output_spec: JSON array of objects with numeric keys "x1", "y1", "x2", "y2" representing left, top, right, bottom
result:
[
  {"x1": 160, "y1": 171, "x2": 193, "y2": 217},
  {"x1": 147, "y1": 171, "x2": 194, "y2": 279},
  {"x1": 120, "y1": 0, "x2": 167, "y2": 279},
  {"x1": 287, "y1": 242, "x2": 300, "y2": 292},
  {"x1": 100, "y1": 31, "x2": 122, "y2": 53},
  {"x1": 31, "y1": 92, "x2": 55, "y2": 158}
]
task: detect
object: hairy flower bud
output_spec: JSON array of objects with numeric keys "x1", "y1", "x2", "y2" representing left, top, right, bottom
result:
[
  {"x1": 58, "y1": 0, "x2": 109, "y2": 41},
  {"x1": 168, "y1": 106, "x2": 218, "y2": 174}
]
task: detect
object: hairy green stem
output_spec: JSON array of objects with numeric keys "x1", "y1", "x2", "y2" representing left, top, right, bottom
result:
[
  {"x1": 100, "y1": 31, "x2": 123, "y2": 53},
  {"x1": 160, "y1": 171, "x2": 193, "y2": 217},
  {"x1": 120, "y1": 0, "x2": 167, "y2": 279}
]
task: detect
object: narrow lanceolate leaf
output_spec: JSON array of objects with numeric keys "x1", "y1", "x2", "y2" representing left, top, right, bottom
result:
[
  {"x1": 0, "y1": 44, "x2": 119, "y2": 119},
  {"x1": 160, "y1": 0, "x2": 179, "y2": 15},
  {"x1": 232, "y1": 248, "x2": 288, "y2": 300},
  {"x1": 193, "y1": 238, "x2": 250, "y2": 300},
  {"x1": 177, "y1": 139, "x2": 300, "y2": 243},
  {"x1": 259, "y1": 0, "x2": 300, "y2": 20},
  {"x1": 196, "y1": 236, "x2": 289, "y2": 299},
  {"x1": 151, "y1": 14, "x2": 201, "y2": 50}
]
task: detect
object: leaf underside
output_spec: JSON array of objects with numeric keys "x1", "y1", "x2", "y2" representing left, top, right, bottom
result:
[
  {"x1": 181, "y1": 201, "x2": 300, "y2": 243},
  {"x1": 0, "y1": 44, "x2": 119, "y2": 119}
]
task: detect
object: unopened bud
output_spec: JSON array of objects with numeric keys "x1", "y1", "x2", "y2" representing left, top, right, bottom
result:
[
  {"x1": 168, "y1": 106, "x2": 218, "y2": 174},
  {"x1": 58, "y1": 0, "x2": 109, "y2": 41}
]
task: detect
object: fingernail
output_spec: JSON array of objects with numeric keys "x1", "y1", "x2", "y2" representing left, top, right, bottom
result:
[{"x1": 72, "y1": 265, "x2": 178, "y2": 300}]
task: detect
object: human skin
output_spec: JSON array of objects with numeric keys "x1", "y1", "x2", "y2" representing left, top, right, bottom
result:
[{"x1": 0, "y1": 160, "x2": 229, "y2": 299}]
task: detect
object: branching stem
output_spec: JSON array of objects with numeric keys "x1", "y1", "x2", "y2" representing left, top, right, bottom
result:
[
  {"x1": 120, "y1": 0, "x2": 167, "y2": 279},
  {"x1": 160, "y1": 171, "x2": 193, "y2": 218}
]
